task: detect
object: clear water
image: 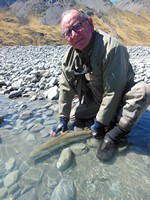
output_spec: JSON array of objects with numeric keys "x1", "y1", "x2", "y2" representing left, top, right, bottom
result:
[{"x1": 0, "y1": 95, "x2": 150, "y2": 200}]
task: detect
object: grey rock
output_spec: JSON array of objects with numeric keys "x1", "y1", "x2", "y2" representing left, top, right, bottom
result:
[
  {"x1": 0, "y1": 115, "x2": 4, "y2": 123},
  {"x1": 8, "y1": 90, "x2": 22, "y2": 98},
  {"x1": 50, "y1": 179, "x2": 76, "y2": 200},
  {"x1": 70, "y1": 143, "x2": 89, "y2": 156},
  {"x1": 18, "y1": 104, "x2": 28, "y2": 112},
  {"x1": 8, "y1": 183, "x2": 20, "y2": 194},
  {"x1": 22, "y1": 168, "x2": 43, "y2": 186},
  {"x1": 5, "y1": 157, "x2": 16, "y2": 172},
  {"x1": 87, "y1": 138, "x2": 100, "y2": 148},
  {"x1": 19, "y1": 161, "x2": 30, "y2": 174},
  {"x1": 0, "y1": 187, "x2": 8, "y2": 199},
  {"x1": 16, "y1": 188, "x2": 38, "y2": 200},
  {"x1": 30, "y1": 123, "x2": 44, "y2": 133},
  {"x1": 0, "y1": 79, "x2": 7, "y2": 87},
  {"x1": 4, "y1": 170, "x2": 20, "y2": 187},
  {"x1": 20, "y1": 110, "x2": 32, "y2": 120},
  {"x1": 26, "y1": 134, "x2": 36, "y2": 142},
  {"x1": 56, "y1": 148, "x2": 72, "y2": 171}
]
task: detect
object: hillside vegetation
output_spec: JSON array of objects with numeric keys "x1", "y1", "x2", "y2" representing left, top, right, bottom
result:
[{"x1": 0, "y1": 8, "x2": 150, "y2": 46}]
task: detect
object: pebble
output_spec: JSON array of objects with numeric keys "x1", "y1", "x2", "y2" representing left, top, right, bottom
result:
[
  {"x1": 4, "y1": 170, "x2": 20, "y2": 188},
  {"x1": 70, "y1": 143, "x2": 89, "y2": 156},
  {"x1": 50, "y1": 179, "x2": 76, "y2": 200},
  {"x1": 56, "y1": 148, "x2": 72, "y2": 171},
  {"x1": 0, "y1": 115, "x2": 4, "y2": 123}
]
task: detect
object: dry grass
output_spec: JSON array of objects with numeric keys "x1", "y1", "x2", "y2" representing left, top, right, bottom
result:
[{"x1": 0, "y1": 9, "x2": 150, "y2": 46}]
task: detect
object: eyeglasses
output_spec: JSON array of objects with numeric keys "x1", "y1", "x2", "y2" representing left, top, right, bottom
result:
[{"x1": 63, "y1": 18, "x2": 87, "y2": 38}]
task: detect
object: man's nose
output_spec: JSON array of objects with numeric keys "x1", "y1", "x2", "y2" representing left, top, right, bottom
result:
[{"x1": 71, "y1": 29, "x2": 78, "y2": 37}]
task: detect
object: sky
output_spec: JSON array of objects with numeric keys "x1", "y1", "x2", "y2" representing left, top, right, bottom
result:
[{"x1": 110, "y1": 0, "x2": 120, "y2": 2}]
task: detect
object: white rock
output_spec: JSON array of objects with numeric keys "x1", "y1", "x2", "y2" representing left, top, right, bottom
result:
[{"x1": 43, "y1": 85, "x2": 58, "y2": 100}]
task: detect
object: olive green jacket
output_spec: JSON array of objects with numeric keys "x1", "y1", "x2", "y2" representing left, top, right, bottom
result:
[{"x1": 59, "y1": 30, "x2": 135, "y2": 125}]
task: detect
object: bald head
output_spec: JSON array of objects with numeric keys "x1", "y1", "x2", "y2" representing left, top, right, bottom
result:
[{"x1": 61, "y1": 8, "x2": 94, "y2": 50}]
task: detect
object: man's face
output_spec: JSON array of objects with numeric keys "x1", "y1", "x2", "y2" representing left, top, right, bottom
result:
[{"x1": 61, "y1": 10, "x2": 93, "y2": 50}]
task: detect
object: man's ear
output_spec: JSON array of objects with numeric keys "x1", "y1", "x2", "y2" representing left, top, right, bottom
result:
[{"x1": 88, "y1": 18, "x2": 94, "y2": 31}]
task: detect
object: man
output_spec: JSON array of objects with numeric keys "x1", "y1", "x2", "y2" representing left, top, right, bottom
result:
[{"x1": 50, "y1": 8, "x2": 150, "y2": 162}]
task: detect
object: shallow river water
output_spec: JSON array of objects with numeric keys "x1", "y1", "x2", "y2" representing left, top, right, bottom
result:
[{"x1": 0, "y1": 94, "x2": 150, "y2": 200}]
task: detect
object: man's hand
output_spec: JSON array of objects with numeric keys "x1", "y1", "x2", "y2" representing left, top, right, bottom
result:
[
  {"x1": 91, "y1": 121, "x2": 105, "y2": 139},
  {"x1": 50, "y1": 118, "x2": 68, "y2": 137}
]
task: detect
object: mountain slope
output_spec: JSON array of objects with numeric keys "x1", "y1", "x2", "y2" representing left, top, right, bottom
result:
[
  {"x1": 0, "y1": 0, "x2": 150, "y2": 46},
  {"x1": 114, "y1": 0, "x2": 150, "y2": 13}
]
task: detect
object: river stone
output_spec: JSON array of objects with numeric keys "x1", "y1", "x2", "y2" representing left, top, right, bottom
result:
[
  {"x1": 22, "y1": 168, "x2": 43, "y2": 186},
  {"x1": 29, "y1": 123, "x2": 44, "y2": 133},
  {"x1": 50, "y1": 179, "x2": 76, "y2": 200},
  {"x1": 142, "y1": 155, "x2": 150, "y2": 166},
  {"x1": 8, "y1": 183, "x2": 20, "y2": 194},
  {"x1": 29, "y1": 95, "x2": 37, "y2": 101},
  {"x1": 18, "y1": 104, "x2": 28, "y2": 112},
  {"x1": 26, "y1": 134, "x2": 36, "y2": 142},
  {"x1": 70, "y1": 143, "x2": 89, "y2": 156},
  {"x1": 43, "y1": 85, "x2": 58, "y2": 100},
  {"x1": 0, "y1": 79, "x2": 7, "y2": 87},
  {"x1": 4, "y1": 170, "x2": 20, "y2": 187},
  {"x1": 87, "y1": 138, "x2": 100, "y2": 148},
  {"x1": 0, "y1": 115, "x2": 4, "y2": 123},
  {"x1": 20, "y1": 110, "x2": 32, "y2": 120},
  {"x1": 0, "y1": 187, "x2": 8, "y2": 199},
  {"x1": 16, "y1": 188, "x2": 38, "y2": 200},
  {"x1": 12, "y1": 79, "x2": 23, "y2": 89},
  {"x1": 19, "y1": 161, "x2": 30, "y2": 173},
  {"x1": 40, "y1": 127, "x2": 50, "y2": 138},
  {"x1": 8, "y1": 90, "x2": 22, "y2": 98},
  {"x1": 5, "y1": 157, "x2": 16, "y2": 172},
  {"x1": 0, "y1": 159, "x2": 7, "y2": 177},
  {"x1": 40, "y1": 102, "x2": 52, "y2": 109},
  {"x1": 56, "y1": 148, "x2": 72, "y2": 171}
]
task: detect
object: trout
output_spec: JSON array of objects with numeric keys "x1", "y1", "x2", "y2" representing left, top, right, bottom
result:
[{"x1": 29, "y1": 129, "x2": 92, "y2": 160}]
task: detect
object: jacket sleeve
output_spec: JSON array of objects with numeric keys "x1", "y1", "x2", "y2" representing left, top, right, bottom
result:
[
  {"x1": 58, "y1": 52, "x2": 75, "y2": 119},
  {"x1": 96, "y1": 41, "x2": 132, "y2": 125}
]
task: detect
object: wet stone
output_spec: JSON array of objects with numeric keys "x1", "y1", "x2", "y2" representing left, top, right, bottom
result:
[
  {"x1": 0, "y1": 159, "x2": 7, "y2": 177},
  {"x1": 8, "y1": 183, "x2": 20, "y2": 194},
  {"x1": 19, "y1": 161, "x2": 31, "y2": 174},
  {"x1": 22, "y1": 168, "x2": 43, "y2": 186},
  {"x1": 16, "y1": 188, "x2": 38, "y2": 200},
  {"x1": 0, "y1": 115, "x2": 4, "y2": 123},
  {"x1": 40, "y1": 102, "x2": 52, "y2": 109},
  {"x1": 26, "y1": 134, "x2": 36, "y2": 142},
  {"x1": 3, "y1": 125, "x2": 13, "y2": 129},
  {"x1": 19, "y1": 110, "x2": 33, "y2": 120},
  {"x1": 70, "y1": 143, "x2": 89, "y2": 156},
  {"x1": 30, "y1": 123, "x2": 44, "y2": 133},
  {"x1": 0, "y1": 179, "x2": 3, "y2": 187},
  {"x1": 5, "y1": 157, "x2": 16, "y2": 172},
  {"x1": 56, "y1": 148, "x2": 72, "y2": 171},
  {"x1": 50, "y1": 179, "x2": 76, "y2": 200},
  {"x1": 0, "y1": 187, "x2": 8, "y2": 199},
  {"x1": 4, "y1": 170, "x2": 20, "y2": 188},
  {"x1": 18, "y1": 104, "x2": 28, "y2": 112},
  {"x1": 142, "y1": 155, "x2": 150, "y2": 166},
  {"x1": 40, "y1": 127, "x2": 50, "y2": 138},
  {"x1": 87, "y1": 138, "x2": 100, "y2": 148}
]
